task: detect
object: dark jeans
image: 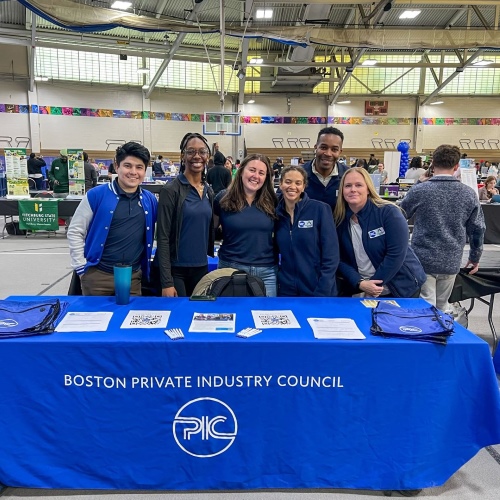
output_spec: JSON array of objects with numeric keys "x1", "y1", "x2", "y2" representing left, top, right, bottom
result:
[{"x1": 172, "y1": 265, "x2": 208, "y2": 297}]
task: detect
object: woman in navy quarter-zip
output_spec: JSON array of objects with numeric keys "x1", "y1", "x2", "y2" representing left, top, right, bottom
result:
[
  {"x1": 275, "y1": 166, "x2": 339, "y2": 297},
  {"x1": 334, "y1": 167, "x2": 426, "y2": 298}
]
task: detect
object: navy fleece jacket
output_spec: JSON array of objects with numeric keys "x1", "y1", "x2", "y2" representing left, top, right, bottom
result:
[
  {"x1": 336, "y1": 200, "x2": 426, "y2": 297},
  {"x1": 275, "y1": 193, "x2": 339, "y2": 296}
]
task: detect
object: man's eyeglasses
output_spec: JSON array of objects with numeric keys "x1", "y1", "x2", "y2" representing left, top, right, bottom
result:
[{"x1": 184, "y1": 148, "x2": 209, "y2": 157}]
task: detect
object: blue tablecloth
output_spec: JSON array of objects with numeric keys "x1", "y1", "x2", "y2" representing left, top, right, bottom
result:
[
  {"x1": 494, "y1": 345, "x2": 500, "y2": 374},
  {"x1": 0, "y1": 296, "x2": 499, "y2": 491}
]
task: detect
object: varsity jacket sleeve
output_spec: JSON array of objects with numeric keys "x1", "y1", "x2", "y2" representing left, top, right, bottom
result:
[
  {"x1": 156, "y1": 186, "x2": 177, "y2": 289},
  {"x1": 370, "y1": 206, "x2": 409, "y2": 284},
  {"x1": 466, "y1": 199, "x2": 485, "y2": 264},
  {"x1": 67, "y1": 196, "x2": 93, "y2": 275},
  {"x1": 313, "y1": 204, "x2": 340, "y2": 296}
]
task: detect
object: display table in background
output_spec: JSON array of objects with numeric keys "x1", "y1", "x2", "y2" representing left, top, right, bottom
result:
[
  {"x1": 481, "y1": 203, "x2": 500, "y2": 244},
  {"x1": 0, "y1": 296, "x2": 499, "y2": 492},
  {"x1": 0, "y1": 198, "x2": 80, "y2": 217}
]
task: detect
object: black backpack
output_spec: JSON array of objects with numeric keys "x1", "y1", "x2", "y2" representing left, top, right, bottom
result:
[{"x1": 193, "y1": 269, "x2": 266, "y2": 297}]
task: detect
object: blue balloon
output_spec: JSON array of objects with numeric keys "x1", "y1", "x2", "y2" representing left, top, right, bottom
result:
[{"x1": 397, "y1": 141, "x2": 410, "y2": 153}]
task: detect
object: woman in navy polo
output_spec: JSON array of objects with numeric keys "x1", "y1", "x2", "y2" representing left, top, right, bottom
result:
[
  {"x1": 214, "y1": 154, "x2": 278, "y2": 296},
  {"x1": 156, "y1": 132, "x2": 215, "y2": 297},
  {"x1": 334, "y1": 167, "x2": 425, "y2": 298},
  {"x1": 275, "y1": 166, "x2": 339, "y2": 296}
]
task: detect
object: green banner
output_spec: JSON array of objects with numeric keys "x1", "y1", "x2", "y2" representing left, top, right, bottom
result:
[{"x1": 18, "y1": 199, "x2": 60, "y2": 231}]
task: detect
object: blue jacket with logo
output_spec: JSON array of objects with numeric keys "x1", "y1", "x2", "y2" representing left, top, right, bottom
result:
[
  {"x1": 67, "y1": 181, "x2": 158, "y2": 280},
  {"x1": 303, "y1": 160, "x2": 348, "y2": 210},
  {"x1": 275, "y1": 193, "x2": 339, "y2": 296},
  {"x1": 336, "y1": 200, "x2": 426, "y2": 297}
]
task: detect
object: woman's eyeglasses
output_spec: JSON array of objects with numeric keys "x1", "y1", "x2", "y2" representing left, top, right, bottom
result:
[{"x1": 184, "y1": 148, "x2": 209, "y2": 156}]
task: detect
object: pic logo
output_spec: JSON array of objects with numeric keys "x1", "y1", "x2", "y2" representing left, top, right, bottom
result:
[
  {"x1": 173, "y1": 397, "x2": 237, "y2": 458},
  {"x1": 0, "y1": 319, "x2": 18, "y2": 328},
  {"x1": 35, "y1": 202, "x2": 43, "y2": 212},
  {"x1": 399, "y1": 325, "x2": 422, "y2": 333}
]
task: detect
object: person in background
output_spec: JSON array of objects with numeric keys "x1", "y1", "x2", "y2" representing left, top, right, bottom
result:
[
  {"x1": 49, "y1": 149, "x2": 70, "y2": 198},
  {"x1": 207, "y1": 158, "x2": 215, "y2": 171},
  {"x1": 334, "y1": 168, "x2": 425, "y2": 298},
  {"x1": 400, "y1": 144, "x2": 485, "y2": 311},
  {"x1": 298, "y1": 157, "x2": 305, "y2": 165},
  {"x1": 152, "y1": 155, "x2": 165, "y2": 177},
  {"x1": 83, "y1": 151, "x2": 97, "y2": 192},
  {"x1": 107, "y1": 147, "x2": 118, "y2": 178},
  {"x1": 27, "y1": 152, "x2": 46, "y2": 190},
  {"x1": 377, "y1": 163, "x2": 388, "y2": 184},
  {"x1": 213, "y1": 142, "x2": 226, "y2": 167},
  {"x1": 67, "y1": 142, "x2": 157, "y2": 296},
  {"x1": 488, "y1": 162, "x2": 498, "y2": 178},
  {"x1": 417, "y1": 164, "x2": 434, "y2": 183},
  {"x1": 207, "y1": 154, "x2": 232, "y2": 195},
  {"x1": 224, "y1": 157, "x2": 233, "y2": 173},
  {"x1": 156, "y1": 132, "x2": 215, "y2": 297},
  {"x1": 231, "y1": 160, "x2": 238, "y2": 179},
  {"x1": 405, "y1": 156, "x2": 425, "y2": 181},
  {"x1": 367, "y1": 153, "x2": 379, "y2": 167},
  {"x1": 478, "y1": 176, "x2": 499, "y2": 201},
  {"x1": 273, "y1": 157, "x2": 283, "y2": 181},
  {"x1": 214, "y1": 154, "x2": 278, "y2": 296},
  {"x1": 275, "y1": 165, "x2": 339, "y2": 297},
  {"x1": 303, "y1": 126, "x2": 348, "y2": 210}
]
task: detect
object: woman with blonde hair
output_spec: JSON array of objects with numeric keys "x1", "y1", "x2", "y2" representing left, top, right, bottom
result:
[
  {"x1": 214, "y1": 153, "x2": 278, "y2": 296},
  {"x1": 334, "y1": 167, "x2": 425, "y2": 298}
]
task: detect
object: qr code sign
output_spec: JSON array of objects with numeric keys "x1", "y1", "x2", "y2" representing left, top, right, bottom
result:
[
  {"x1": 258, "y1": 314, "x2": 291, "y2": 326},
  {"x1": 129, "y1": 314, "x2": 164, "y2": 326}
]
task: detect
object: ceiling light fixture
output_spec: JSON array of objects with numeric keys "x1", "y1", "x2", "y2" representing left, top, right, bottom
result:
[
  {"x1": 142, "y1": 85, "x2": 149, "y2": 90},
  {"x1": 361, "y1": 59, "x2": 378, "y2": 66},
  {"x1": 249, "y1": 58, "x2": 263, "y2": 64},
  {"x1": 337, "y1": 100, "x2": 351, "y2": 104},
  {"x1": 256, "y1": 9, "x2": 273, "y2": 19},
  {"x1": 111, "y1": 1, "x2": 132, "y2": 10},
  {"x1": 247, "y1": 99, "x2": 255, "y2": 104},
  {"x1": 429, "y1": 100, "x2": 444, "y2": 105},
  {"x1": 472, "y1": 59, "x2": 494, "y2": 67},
  {"x1": 34, "y1": 76, "x2": 49, "y2": 82},
  {"x1": 400, "y1": 10, "x2": 421, "y2": 19},
  {"x1": 136, "y1": 67, "x2": 150, "y2": 74}
]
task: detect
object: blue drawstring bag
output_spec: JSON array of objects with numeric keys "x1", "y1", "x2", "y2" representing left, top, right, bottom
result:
[
  {"x1": 0, "y1": 299, "x2": 69, "y2": 339},
  {"x1": 371, "y1": 301, "x2": 454, "y2": 344}
]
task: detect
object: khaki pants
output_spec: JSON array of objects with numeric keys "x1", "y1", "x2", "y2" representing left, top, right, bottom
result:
[
  {"x1": 420, "y1": 273, "x2": 456, "y2": 312},
  {"x1": 81, "y1": 267, "x2": 142, "y2": 296}
]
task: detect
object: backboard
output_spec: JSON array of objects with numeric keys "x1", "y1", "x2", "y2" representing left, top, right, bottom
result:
[{"x1": 204, "y1": 112, "x2": 241, "y2": 136}]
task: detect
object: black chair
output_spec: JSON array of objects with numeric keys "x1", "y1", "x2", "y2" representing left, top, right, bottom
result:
[
  {"x1": 488, "y1": 139, "x2": 499, "y2": 150},
  {"x1": 287, "y1": 138, "x2": 299, "y2": 148},
  {"x1": 371, "y1": 138, "x2": 384, "y2": 149},
  {"x1": 474, "y1": 139, "x2": 486, "y2": 149},
  {"x1": 272, "y1": 138, "x2": 284, "y2": 148},
  {"x1": 459, "y1": 139, "x2": 471, "y2": 149},
  {"x1": 384, "y1": 139, "x2": 396, "y2": 149}
]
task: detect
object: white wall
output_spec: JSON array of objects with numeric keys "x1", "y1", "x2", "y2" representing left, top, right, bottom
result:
[
  {"x1": 0, "y1": 81, "x2": 30, "y2": 147},
  {"x1": 420, "y1": 97, "x2": 500, "y2": 152},
  {"x1": 0, "y1": 80, "x2": 499, "y2": 155}
]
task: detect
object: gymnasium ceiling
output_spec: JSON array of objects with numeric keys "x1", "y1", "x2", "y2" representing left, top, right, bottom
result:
[{"x1": 1, "y1": 1, "x2": 500, "y2": 101}]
